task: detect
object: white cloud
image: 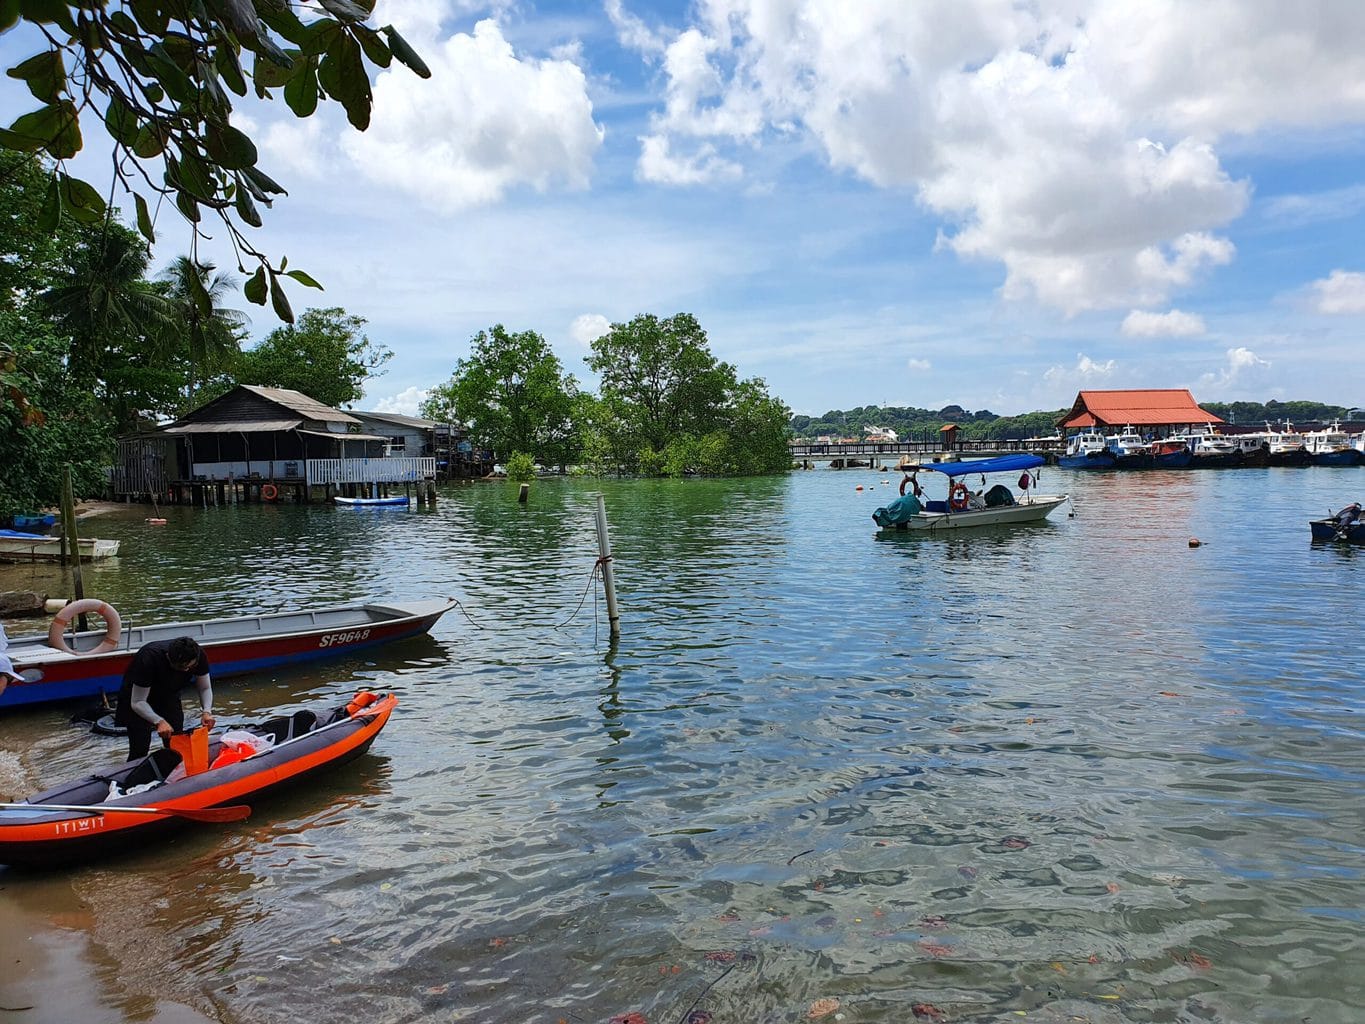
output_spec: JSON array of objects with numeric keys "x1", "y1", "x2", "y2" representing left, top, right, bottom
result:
[
  {"x1": 1199, "y1": 346, "x2": 1271, "y2": 393},
  {"x1": 1120, "y1": 308, "x2": 1207, "y2": 337},
  {"x1": 613, "y1": 1, "x2": 1365, "y2": 312},
  {"x1": 906, "y1": 357, "x2": 931, "y2": 372},
  {"x1": 1043, "y1": 353, "x2": 1117, "y2": 387},
  {"x1": 344, "y1": 19, "x2": 604, "y2": 211},
  {"x1": 604, "y1": 0, "x2": 667, "y2": 57},
  {"x1": 371, "y1": 386, "x2": 429, "y2": 416},
  {"x1": 1311, "y1": 270, "x2": 1365, "y2": 314},
  {"x1": 569, "y1": 313, "x2": 610, "y2": 346}
]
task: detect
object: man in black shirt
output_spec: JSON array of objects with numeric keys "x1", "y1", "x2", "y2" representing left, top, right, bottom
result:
[{"x1": 114, "y1": 636, "x2": 216, "y2": 761}]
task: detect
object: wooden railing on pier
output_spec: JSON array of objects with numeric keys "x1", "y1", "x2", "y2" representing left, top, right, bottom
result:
[
  {"x1": 790, "y1": 438, "x2": 1064, "y2": 461},
  {"x1": 306, "y1": 457, "x2": 436, "y2": 485}
]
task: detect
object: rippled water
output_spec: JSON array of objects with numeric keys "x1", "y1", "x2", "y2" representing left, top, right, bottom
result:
[{"x1": 2, "y1": 466, "x2": 1362, "y2": 1024}]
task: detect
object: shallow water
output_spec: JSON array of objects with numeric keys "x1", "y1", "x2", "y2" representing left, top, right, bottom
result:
[{"x1": 1, "y1": 466, "x2": 1362, "y2": 1024}]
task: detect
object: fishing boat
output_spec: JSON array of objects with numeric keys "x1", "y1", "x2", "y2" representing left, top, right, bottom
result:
[
  {"x1": 873, "y1": 454, "x2": 1068, "y2": 532},
  {"x1": 1309, "y1": 504, "x2": 1365, "y2": 544},
  {"x1": 1167, "y1": 425, "x2": 1242, "y2": 467},
  {"x1": 1149, "y1": 438, "x2": 1193, "y2": 469},
  {"x1": 0, "y1": 598, "x2": 454, "y2": 710},
  {"x1": 1303, "y1": 422, "x2": 1359, "y2": 466},
  {"x1": 333, "y1": 495, "x2": 411, "y2": 507},
  {"x1": 1262, "y1": 422, "x2": 1311, "y2": 467},
  {"x1": 1057, "y1": 431, "x2": 1116, "y2": 470},
  {"x1": 1105, "y1": 427, "x2": 1153, "y2": 469},
  {"x1": 0, "y1": 530, "x2": 120, "y2": 564},
  {"x1": 0, "y1": 692, "x2": 396, "y2": 868}
]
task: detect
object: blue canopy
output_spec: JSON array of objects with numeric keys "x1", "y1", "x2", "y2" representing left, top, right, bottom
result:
[{"x1": 904, "y1": 454, "x2": 1044, "y2": 478}]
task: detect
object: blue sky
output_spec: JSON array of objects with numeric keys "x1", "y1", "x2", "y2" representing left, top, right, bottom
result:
[{"x1": 6, "y1": 1, "x2": 1365, "y2": 416}]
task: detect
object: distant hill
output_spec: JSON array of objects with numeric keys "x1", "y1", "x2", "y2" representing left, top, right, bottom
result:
[{"x1": 790, "y1": 400, "x2": 1356, "y2": 441}]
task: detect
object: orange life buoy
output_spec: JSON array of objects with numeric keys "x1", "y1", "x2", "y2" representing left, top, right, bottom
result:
[
  {"x1": 345, "y1": 691, "x2": 379, "y2": 717},
  {"x1": 899, "y1": 476, "x2": 910, "y2": 496},
  {"x1": 949, "y1": 482, "x2": 971, "y2": 511},
  {"x1": 48, "y1": 599, "x2": 122, "y2": 655},
  {"x1": 261, "y1": 484, "x2": 278, "y2": 501}
]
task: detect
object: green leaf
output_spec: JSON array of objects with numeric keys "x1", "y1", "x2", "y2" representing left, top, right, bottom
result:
[
  {"x1": 215, "y1": 43, "x2": 247, "y2": 96},
  {"x1": 128, "y1": 0, "x2": 168, "y2": 35},
  {"x1": 18, "y1": 0, "x2": 75, "y2": 33},
  {"x1": 37, "y1": 173, "x2": 60, "y2": 231},
  {"x1": 186, "y1": 260, "x2": 212, "y2": 316},
  {"x1": 319, "y1": 33, "x2": 370, "y2": 130},
  {"x1": 176, "y1": 149, "x2": 216, "y2": 200},
  {"x1": 242, "y1": 165, "x2": 287, "y2": 197},
  {"x1": 8, "y1": 49, "x2": 66, "y2": 103},
  {"x1": 103, "y1": 96, "x2": 138, "y2": 145},
  {"x1": 0, "y1": 0, "x2": 20, "y2": 32},
  {"x1": 244, "y1": 266, "x2": 268, "y2": 305},
  {"x1": 47, "y1": 99, "x2": 80, "y2": 158},
  {"x1": 353, "y1": 24, "x2": 391, "y2": 67},
  {"x1": 283, "y1": 58, "x2": 318, "y2": 117},
  {"x1": 8, "y1": 103, "x2": 62, "y2": 149},
  {"x1": 268, "y1": 272, "x2": 294, "y2": 322},
  {"x1": 204, "y1": 123, "x2": 258, "y2": 169},
  {"x1": 108, "y1": 9, "x2": 137, "y2": 34},
  {"x1": 9, "y1": 100, "x2": 81, "y2": 158},
  {"x1": 257, "y1": 6, "x2": 310, "y2": 46},
  {"x1": 58, "y1": 173, "x2": 106, "y2": 223},
  {"x1": 301, "y1": 19, "x2": 341, "y2": 58},
  {"x1": 132, "y1": 123, "x2": 167, "y2": 158},
  {"x1": 382, "y1": 25, "x2": 431, "y2": 78},
  {"x1": 253, "y1": 51, "x2": 299, "y2": 89},
  {"x1": 284, "y1": 269, "x2": 324, "y2": 290},
  {"x1": 145, "y1": 43, "x2": 196, "y2": 102},
  {"x1": 317, "y1": 0, "x2": 370, "y2": 22},
  {"x1": 174, "y1": 189, "x2": 201, "y2": 223},
  {"x1": 234, "y1": 182, "x2": 262, "y2": 227},
  {"x1": 0, "y1": 126, "x2": 43, "y2": 153},
  {"x1": 134, "y1": 192, "x2": 155, "y2": 242}
]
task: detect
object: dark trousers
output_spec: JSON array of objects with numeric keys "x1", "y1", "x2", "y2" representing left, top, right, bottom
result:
[{"x1": 125, "y1": 701, "x2": 184, "y2": 761}]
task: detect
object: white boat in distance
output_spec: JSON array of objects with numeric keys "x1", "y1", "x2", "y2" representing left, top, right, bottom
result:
[
  {"x1": 873, "y1": 454, "x2": 1068, "y2": 532},
  {"x1": 0, "y1": 530, "x2": 120, "y2": 564}
]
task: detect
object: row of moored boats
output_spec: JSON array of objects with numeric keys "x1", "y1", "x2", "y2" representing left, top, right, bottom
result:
[{"x1": 1059, "y1": 422, "x2": 1365, "y2": 470}]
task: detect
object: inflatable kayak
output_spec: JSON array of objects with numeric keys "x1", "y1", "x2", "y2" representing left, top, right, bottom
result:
[{"x1": 0, "y1": 692, "x2": 396, "y2": 868}]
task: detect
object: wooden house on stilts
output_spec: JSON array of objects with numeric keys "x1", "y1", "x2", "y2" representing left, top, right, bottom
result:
[{"x1": 113, "y1": 385, "x2": 439, "y2": 505}]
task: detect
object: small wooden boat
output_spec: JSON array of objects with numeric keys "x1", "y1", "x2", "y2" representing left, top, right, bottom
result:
[
  {"x1": 0, "y1": 529, "x2": 120, "y2": 563},
  {"x1": 0, "y1": 692, "x2": 396, "y2": 868},
  {"x1": 1310, "y1": 504, "x2": 1365, "y2": 544},
  {"x1": 334, "y1": 495, "x2": 410, "y2": 507},
  {"x1": 0, "y1": 599, "x2": 454, "y2": 710},
  {"x1": 874, "y1": 454, "x2": 1069, "y2": 532}
]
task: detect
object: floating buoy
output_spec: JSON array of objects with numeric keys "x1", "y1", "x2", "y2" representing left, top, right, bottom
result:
[
  {"x1": 145, "y1": 517, "x2": 167, "y2": 525},
  {"x1": 855, "y1": 485, "x2": 864, "y2": 491},
  {"x1": 1188, "y1": 537, "x2": 1202, "y2": 547}
]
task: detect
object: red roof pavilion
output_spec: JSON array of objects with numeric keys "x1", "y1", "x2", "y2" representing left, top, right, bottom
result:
[{"x1": 1057, "y1": 389, "x2": 1222, "y2": 430}]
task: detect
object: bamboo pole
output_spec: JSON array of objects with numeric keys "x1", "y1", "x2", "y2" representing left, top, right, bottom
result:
[
  {"x1": 594, "y1": 494, "x2": 620, "y2": 640},
  {"x1": 61, "y1": 465, "x2": 87, "y2": 628}
]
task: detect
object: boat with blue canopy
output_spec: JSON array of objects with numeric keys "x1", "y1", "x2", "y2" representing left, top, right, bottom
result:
[{"x1": 872, "y1": 454, "x2": 1069, "y2": 532}]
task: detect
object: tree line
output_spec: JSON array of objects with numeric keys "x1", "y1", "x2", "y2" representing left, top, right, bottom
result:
[
  {"x1": 421, "y1": 314, "x2": 793, "y2": 478},
  {"x1": 794, "y1": 399, "x2": 1358, "y2": 442},
  {"x1": 0, "y1": 152, "x2": 391, "y2": 518}
]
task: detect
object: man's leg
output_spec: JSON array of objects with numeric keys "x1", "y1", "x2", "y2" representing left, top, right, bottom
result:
[{"x1": 126, "y1": 721, "x2": 153, "y2": 761}]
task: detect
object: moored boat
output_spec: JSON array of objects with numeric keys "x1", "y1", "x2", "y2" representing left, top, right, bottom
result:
[
  {"x1": 0, "y1": 692, "x2": 397, "y2": 868},
  {"x1": 1309, "y1": 503, "x2": 1365, "y2": 544},
  {"x1": 873, "y1": 454, "x2": 1068, "y2": 532},
  {"x1": 1304, "y1": 422, "x2": 1359, "y2": 466},
  {"x1": 334, "y1": 495, "x2": 411, "y2": 507},
  {"x1": 1150, "y1": 438, "x2": 1193, "y2": 468},
  {"x1": 0, "y1": 530, "x2": 120, "y2": 563},
  {"x1": 1057, "y1": 431, "x2": 1116, "y2": 470},
  {"x1": 0, "y1": 599, "x2": 454, "y2": 710},
  {"x1": 1105, "y1": 426, "x2": 1153, "y2": 469}
]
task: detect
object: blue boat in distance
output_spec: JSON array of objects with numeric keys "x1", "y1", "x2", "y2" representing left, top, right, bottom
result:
[
  {"x1": 333, "y1": 496, "x2": 411, "y2": 507},
  {"x1": 1058, "y1": 431, "x2": 1116, "y2": 470}
]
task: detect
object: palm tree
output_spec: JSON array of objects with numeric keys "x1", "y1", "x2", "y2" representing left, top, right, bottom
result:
[
  {"x1": 159, "y1": 256, "x2": 249, "y2": 405},
  {"x1": 41, "y1": 224, "x2": 172, "y2": 379}
]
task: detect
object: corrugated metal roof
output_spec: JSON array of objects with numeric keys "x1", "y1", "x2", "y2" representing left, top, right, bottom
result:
[
  {"x1": 353, "y1": 411, "x2": 436, "y2": 430},
  {"x1": 164, "y1": 419, "x2": 302, "y2": 434},
  {"x1": 240, "y1": 385, "x2": 360, "y2": 424},
  {"x1": 297, "y1": 429, "x2": 392, "y2": 442},
  {"x1": 1057, "y1": 389, "x2": 1223, "y2": 428}
]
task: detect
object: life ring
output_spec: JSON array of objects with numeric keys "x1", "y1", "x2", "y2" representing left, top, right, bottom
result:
[
  {"x1": 949, "y1": 482, "x2": 971, "y2": 511},
  {"x1": 899, "y1": 476, "x2": 910, "y2": 496},
  {"x1": 261, "y1": 484, "x2": 278, "y2": 501},
  {"x1": 48, "y1": 599, "x2": 122, "y2": 655}
]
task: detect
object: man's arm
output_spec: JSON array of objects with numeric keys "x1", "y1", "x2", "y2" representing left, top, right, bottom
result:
[
  {"x1": 128, "y1": 683, "x2": 173, "y2": 739},
  {"x1": 194, "y1": 674, "x2": 215, "y2": 730}
]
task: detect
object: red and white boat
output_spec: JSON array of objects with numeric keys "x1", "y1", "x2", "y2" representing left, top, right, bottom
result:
[{"x1": 0, "y1": 599, "x2": 454, "y2": 710}]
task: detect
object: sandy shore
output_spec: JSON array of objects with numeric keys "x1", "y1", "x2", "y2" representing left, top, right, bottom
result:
[{"x1": 0, "y1": 746, "x2": 223, "y2": 1023}]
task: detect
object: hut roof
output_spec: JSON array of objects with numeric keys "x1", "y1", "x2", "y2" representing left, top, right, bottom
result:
[{"x1": 1057, "y1": 389, "x2": 1222, "y2": 429}]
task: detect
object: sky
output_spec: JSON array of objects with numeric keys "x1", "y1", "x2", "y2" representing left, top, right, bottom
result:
[{"x1": 6, "y1": 1, "x2": 1365, "y2": 417}]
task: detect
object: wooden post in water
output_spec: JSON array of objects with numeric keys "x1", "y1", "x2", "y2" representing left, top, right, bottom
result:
[
  {"x1": 518, "y1": 483, "x2": 529, "y2": 504},
  {"x1": 593, "y1": 494, "x2": 620, "y2": 640},
  {"x1": 60, "y1": 465, "x2": 87, "y2": 628}
]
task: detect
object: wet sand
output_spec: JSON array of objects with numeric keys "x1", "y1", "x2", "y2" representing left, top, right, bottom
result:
[{"x1": 0, "y1": 746, "x2": 225, "y2": 1024}]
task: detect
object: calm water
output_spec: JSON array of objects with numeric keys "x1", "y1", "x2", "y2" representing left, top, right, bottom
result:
[{"x1": 1, "y1": 467, "x2": 1362, "y2": 1024}]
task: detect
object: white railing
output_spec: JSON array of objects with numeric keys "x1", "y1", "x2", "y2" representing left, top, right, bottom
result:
[{"x1": 306, "y1": 457, "x2": 436, "y2": 485}]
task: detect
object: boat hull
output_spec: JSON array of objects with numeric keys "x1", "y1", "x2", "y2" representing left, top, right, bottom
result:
[
  {"x1": 0, "y1": 694, "x2": 397, "y2": 867},
  {"x1": 1310, "y1": 518, "x2": 1365, "y2": 544},
  {"x1": 334, "y1": 496, "x2": 411, "y2": 507},
  {"x1": 877, "y1": 494, "x2": 1069, "y2": 532},
  {"x1": 1310, "y1": 450, "x2": 1360, "y2": 467},
  {"x1": 0, "y1": 534, "x2": 120, "y2": 563},
  {"x1": 1057, "y1": 453, "x2": 1116, "y2": 470},
  {"x1": 0, "y1": 600, "x2": 454, "y2": 710}
]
